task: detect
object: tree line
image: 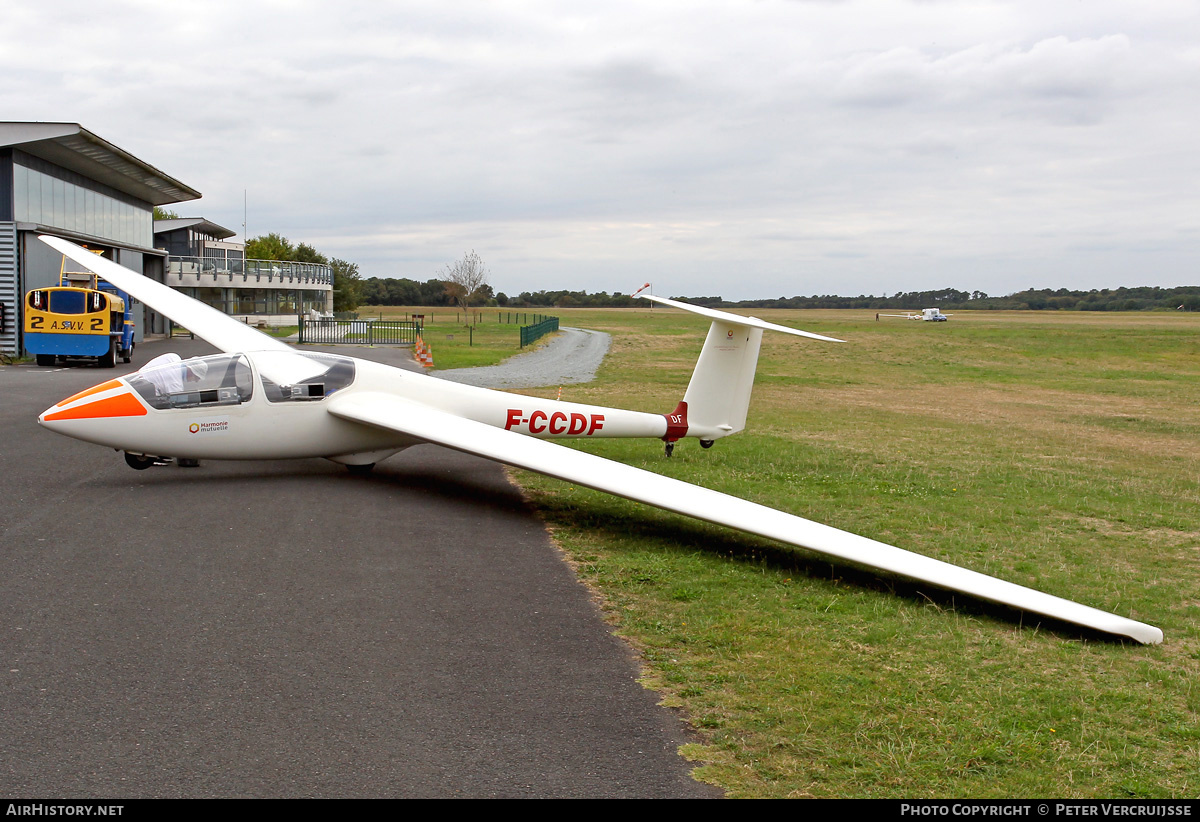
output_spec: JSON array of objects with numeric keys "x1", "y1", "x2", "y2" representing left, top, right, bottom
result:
[
  {"x1": 356, "y1": 282, "x2": 1200, "y2": 312},
  {"x1": 359, "y1": 281, "x2": 636, "y2": 308},
  {"x1": 360, "y1": 276, "x2": 494, "y2": 308},
  {"x1": 677, "y1": 286, "x2": 1200, "y2": 312}
]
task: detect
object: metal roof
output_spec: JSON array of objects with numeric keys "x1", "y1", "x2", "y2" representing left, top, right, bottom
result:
[
  {"x1": 153, "y1": 217, "x2": 237, "y2": 240},
  {"x1": 0, "y1": 122, "x2": 201, "y2": 206}
]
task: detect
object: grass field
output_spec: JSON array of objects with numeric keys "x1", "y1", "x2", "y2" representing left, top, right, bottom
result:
[
  {"x1": 415, "y1": 306, "x2": 1199, "y2": 798},
  {"x1": 357, "y1": 307, "x2": 557, "y2": 369}
]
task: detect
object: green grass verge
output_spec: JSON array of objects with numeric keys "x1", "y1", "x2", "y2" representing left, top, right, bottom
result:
[
  {"x1": 500, "y1": 307, "x2": 1200, "y2": 798},
  {"x1": 359, "y1": 306, "x2": 558, "y2": 370}
]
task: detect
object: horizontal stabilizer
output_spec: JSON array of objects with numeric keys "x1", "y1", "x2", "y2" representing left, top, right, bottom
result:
[{"x1": 635, "y1": 293, "x2": 843, "y2": 343}]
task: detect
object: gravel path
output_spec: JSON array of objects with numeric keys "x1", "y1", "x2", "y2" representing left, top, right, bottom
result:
[{"x1": 434, "y1": 326, "x2": 611, "y2": 389}]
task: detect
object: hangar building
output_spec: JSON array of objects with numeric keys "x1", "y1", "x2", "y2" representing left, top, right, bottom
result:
[
  {"x1": 0, "y1": 122, "x2": 201, "y2": 357},
  {"x1": 1, "y1": 122, "x2": 334, "y2": 357}
]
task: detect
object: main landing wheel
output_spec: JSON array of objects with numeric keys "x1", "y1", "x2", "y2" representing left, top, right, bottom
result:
[{"x1": 124, "y1": 452, "x2": 155, "y2": 471}]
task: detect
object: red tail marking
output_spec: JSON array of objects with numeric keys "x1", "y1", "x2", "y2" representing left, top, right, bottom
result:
[{"x1": 662, "y1": 401, "x2": 688, "y2": 442}]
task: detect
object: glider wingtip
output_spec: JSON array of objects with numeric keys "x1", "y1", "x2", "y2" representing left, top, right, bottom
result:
[
  {"x1": 1096, "y1": 618, "x2": 1162, "y2": 645},
  {"x1": 1099, "y1": 614, "x2": 1162, "y2": 645},
  {"x1": 1136, "y1": 625, "x2": 1165, "y2": 645},
  {"x1": 798, "y1": 331, "x2": 845, "y2": 343}
]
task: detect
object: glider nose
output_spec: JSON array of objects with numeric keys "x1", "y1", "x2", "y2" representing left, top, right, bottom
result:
[{"x1": 39, "y1": 378, "x2": 147, "y2": 435}]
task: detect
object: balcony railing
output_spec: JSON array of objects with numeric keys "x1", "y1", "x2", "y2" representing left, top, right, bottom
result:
[{"x1": 167, "y1": 256, "x2": 333, "y2": 287}]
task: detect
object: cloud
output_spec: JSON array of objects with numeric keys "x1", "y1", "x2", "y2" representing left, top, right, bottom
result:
[{"x1": 3, "y1": 0, "x2": 1198, "y2": 298}]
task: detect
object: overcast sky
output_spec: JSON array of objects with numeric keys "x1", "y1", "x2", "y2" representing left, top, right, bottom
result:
[{"x1": 4, "y1": 0, "x2": 1197, "y2": 299}]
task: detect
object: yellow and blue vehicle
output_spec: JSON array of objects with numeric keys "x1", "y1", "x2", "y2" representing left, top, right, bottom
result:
[{"x1": 24, "y1": 252, "x2": 135, "y2": 368}]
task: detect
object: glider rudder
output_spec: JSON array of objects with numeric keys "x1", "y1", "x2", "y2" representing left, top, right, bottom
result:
[
  {"x1": 635, "y1": 292, "x2": 839, "y2": 442},
  {"x1": 681, "y1": 320, "x2": 765, "y2": 439}
]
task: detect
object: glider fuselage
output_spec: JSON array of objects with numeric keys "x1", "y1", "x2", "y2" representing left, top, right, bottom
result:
[{"x1": 38, "y1": 349, "x2": 690, "y2": 464}]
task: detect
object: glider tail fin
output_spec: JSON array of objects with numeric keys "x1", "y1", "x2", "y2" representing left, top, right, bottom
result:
[
  {"x1": 682, "y1": 320, "x2": 764, "y2": 438},
  {"x1": 633, "y1": 292, "x2": 841, "y2": 442}
]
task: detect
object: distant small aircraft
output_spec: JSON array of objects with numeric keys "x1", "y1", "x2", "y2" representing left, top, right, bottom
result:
[
  {"x1": 35, "y1": 235, "x2": 1161, "y2": 644},
  {"x1": 877, "y1": 308, "x2": 951, "y2": 322}
]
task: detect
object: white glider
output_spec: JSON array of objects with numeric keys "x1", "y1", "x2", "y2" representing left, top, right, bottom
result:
[
  {"x1": 35, "y1": 235, "x2": 1162, "y2": 644},
  {"x1": 878, "y1": 308, "x2": 951, "y2": 322}
]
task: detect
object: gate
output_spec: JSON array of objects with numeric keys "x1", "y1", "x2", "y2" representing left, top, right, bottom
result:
[{"x1": 298, "y1": 318, "x2": 421, "y2": 345}]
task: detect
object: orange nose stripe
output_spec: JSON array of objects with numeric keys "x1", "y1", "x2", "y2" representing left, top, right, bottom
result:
[
  {"x1": 44, "y1": 391, "x2": 147, "y2": 421},
  {"x1": 55, "y1": 379, "x2": 124, "y2": 408}
]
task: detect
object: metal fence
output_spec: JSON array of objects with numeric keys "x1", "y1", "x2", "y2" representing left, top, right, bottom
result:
[
  {"x1": 169, "y1": 256, "x2": 333, "y2": 285},
  {"x1": 298, "y1": 318, "x2": 421, "y2": 346},
  {"x1": 520, "y1": 317, "x2": 560, "y2": 348},
  {"x1": 497, "y1": 311, "x2": 553, "y2": 325}
]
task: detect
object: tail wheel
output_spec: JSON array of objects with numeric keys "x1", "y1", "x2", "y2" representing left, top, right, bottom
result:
[{"x1": 700, "y1": 440, "x2": 714, "y2": 449}]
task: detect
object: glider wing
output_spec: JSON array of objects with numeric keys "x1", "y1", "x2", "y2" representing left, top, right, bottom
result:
[
  {"x1": 39, "y1": 235, "x2": 292, "y2": 356},
  {"x1": 328, "y1": 391, "x2": 1163, "y2": 645},
  {"x1": 37, "y1": 236, "x2": 335, "y2": 383}
]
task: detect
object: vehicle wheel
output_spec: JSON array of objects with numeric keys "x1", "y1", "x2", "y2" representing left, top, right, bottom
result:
[
  {"x1": 346, "y1": 463, "x2": 376, "y2": 475},
  {"x1": 124, "y1": 452, "x2": 155, "y2": 470},
  {"x1": 35, "y1": 354, "x2": 55, "y2": 366},
  {"x1": 99, "y1": 340, "x2": 116, "y2": 368}
]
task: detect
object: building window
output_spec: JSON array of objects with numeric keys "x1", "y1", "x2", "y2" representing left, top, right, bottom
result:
[
  {"x1": 197, "y1": 288, "x2": 226, "y2": 312},
  {"x1": 12, "y1": 153, "x2": 152, "y2": 248}
]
